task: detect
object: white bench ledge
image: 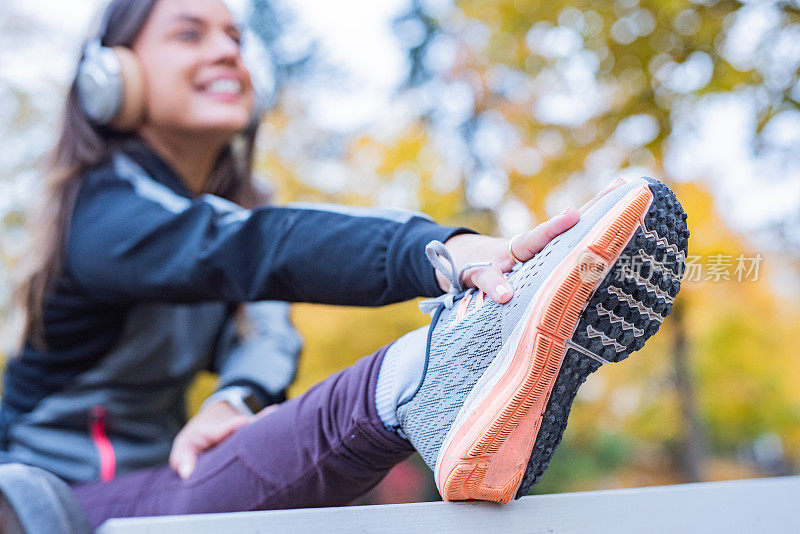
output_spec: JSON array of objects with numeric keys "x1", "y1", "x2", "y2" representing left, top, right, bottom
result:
[{"x1": 97, "y1": 475, "x2": 800, "y2": 534}]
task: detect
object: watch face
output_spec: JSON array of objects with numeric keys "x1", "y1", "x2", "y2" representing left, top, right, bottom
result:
[{"x1": 242, "y1": 392, "x2": 266, "y2": 414}]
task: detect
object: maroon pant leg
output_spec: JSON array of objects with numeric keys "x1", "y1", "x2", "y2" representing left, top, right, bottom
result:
[{"x1": 71, "y1": 345, "x2": 414, "y2": 528}]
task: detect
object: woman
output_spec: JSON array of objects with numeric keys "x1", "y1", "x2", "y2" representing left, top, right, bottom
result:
[{"x1": 0, "y1": 0, "x2": 689, "y2": 530}]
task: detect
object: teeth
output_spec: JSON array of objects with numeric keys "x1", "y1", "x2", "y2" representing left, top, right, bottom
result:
[{"x1": 206, "y1": 79, "x2": 241, "y2": 94}]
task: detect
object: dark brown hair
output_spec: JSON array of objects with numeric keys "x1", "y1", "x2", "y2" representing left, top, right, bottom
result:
[{"x1": 16, "y1": 0, "x2": 263, "y2": 346}]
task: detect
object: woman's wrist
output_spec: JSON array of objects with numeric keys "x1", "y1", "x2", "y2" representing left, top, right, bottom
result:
[{"x1": 200, "y1": 385, "x2": 264, "y2": 416}]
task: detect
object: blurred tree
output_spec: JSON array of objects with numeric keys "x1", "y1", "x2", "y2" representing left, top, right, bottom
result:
[{"x1": 0, "y1": 3, "x2": 66, "y2": 358}]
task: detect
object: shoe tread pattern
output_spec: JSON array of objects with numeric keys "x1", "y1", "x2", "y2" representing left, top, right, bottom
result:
[{"x1": 514, "y1": 178, "x2": 690, "y2": 498}]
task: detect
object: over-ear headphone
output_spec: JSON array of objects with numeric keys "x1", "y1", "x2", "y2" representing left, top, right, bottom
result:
[
  {"x1": 76, "y1": 2, "x2": 266, "y2": 132},
  {"x1": 76, "y1": 4, "x2": 147, "y2": 131}
]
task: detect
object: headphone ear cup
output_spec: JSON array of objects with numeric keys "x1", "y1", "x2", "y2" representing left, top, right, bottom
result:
[{"x1": 109, "y1": 46, "x2": 146, "y2": 131}]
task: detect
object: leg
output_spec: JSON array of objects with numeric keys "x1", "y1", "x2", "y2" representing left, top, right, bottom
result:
[
  {"x1": 70, "y1": 177, "x2": 689, "y2": 523},
  {"x1": 71, "y1": 345, "x2": 414, "y2": 528}
]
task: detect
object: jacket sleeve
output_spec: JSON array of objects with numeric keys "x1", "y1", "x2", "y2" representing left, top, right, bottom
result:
[
  {"x1": 210, "y1": 302, "x2": 302, "y2": 405},
  {"x1": 65, "y1": 162, "x2": 472, "y2": 306}
]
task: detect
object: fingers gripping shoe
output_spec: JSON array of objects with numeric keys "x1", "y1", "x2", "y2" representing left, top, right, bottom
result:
[{"x1": 397, "y1": 177, "x2": 689, "y2": 503}]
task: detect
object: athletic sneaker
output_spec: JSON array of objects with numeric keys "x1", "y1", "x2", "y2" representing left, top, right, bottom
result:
[{"x1": 397, "y1": 177, "x2": 688, "y2": 503}]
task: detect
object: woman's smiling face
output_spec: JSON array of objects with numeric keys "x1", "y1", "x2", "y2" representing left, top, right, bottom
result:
[{"x1": 132, "y1": 0, "x2": 255, "y2": 137}]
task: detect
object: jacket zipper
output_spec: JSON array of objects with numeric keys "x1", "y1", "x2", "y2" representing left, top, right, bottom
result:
[{"x1": 90, "y1": 405, "x2": 116, "y2": 482}]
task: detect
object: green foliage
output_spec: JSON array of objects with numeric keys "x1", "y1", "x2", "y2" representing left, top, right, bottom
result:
[{"x1": 534, "y1": 430, "x2": 635, "y2": 494}]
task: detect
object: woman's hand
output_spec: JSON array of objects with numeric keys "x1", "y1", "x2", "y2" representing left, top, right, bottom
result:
[
  {"x1": 440, "y1": 207, "x2": 580, "y2": 303},
  {"x1": 169, "y1": 401, "x2": 251, "y2": 480},
  {"x1": 440, "y1": 178, "x2": 625, "y2": 304}
]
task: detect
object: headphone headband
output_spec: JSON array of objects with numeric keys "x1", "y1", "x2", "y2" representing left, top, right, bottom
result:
[{"x1": 90, "y1": 0, "x2": 115, "y2": 46}]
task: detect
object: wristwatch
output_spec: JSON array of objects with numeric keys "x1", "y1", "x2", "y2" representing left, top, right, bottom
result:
[{"x1": 200, "y1": 385, "x2": 265, "y2": 416}]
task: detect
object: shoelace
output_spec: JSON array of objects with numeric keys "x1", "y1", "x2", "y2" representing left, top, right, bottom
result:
[{"x1": 418, "y1": 240, "x2": 491, "y2": 314}]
